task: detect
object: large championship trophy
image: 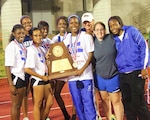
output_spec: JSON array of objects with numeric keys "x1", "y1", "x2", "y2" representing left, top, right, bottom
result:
[{"x1": 47, "y1": 42, "x2": 77, "y2": 79}]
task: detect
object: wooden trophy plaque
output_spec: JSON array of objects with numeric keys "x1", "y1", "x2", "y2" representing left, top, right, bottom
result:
[{"x1": 48, "y1": 42, "x2": 77, "y2": 79}]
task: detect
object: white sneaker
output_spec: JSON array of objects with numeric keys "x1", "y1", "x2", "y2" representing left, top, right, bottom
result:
[
  {"x1": 45, "y1": 117, "x2": 50, "y2": 120},
  {"x1": 23, "y1": 117, "x2": 29, "y2": 120},
  {"x1": 96, "y1": 115, "x2": 102, "y2": 120},
  {"x1": 111, "y1": 114, "x2": 116, "y2": 120}
]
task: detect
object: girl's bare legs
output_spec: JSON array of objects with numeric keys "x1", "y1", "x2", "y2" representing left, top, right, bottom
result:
[
  {"x1": 109, "y1": 92, "x2": 124, "y2": 120},
  {"x1": 95, "y1": 89, "x2": 103, "y2": 120},
  {"x1": 11, "y1": 87, "x2": 26, "y2": 120},
  {"x1": 41, "y1": 83, "x2": 53, "y2": 120},
  {"x1": 33, "y1": 85, "x2": 44, "y2": 120},
  {"x1": 99, "y1": 91, "x2": 112, "y2": 120},
  {"x1": 22, "y1": 74, "x2": 31, "y2": 120},
  {"x1": 22, "y1": 91, "x2": 29, "y2": 119}
]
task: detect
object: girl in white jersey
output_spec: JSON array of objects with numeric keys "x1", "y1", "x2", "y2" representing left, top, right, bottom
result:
[
  {"x1": 63, "y1": 14, "x2": 96, "y2": 120},
  {"x1": 37, "y1": 20, "x2": 54, "y2": 120},
  {"x1": 51, "y1": 16, "x2": 72, "y2": 120},
  {"x1": 52, "y1": 16, "x2": 68, "y2": 43},
  {"x1": 25, "y1": 27, "x2": 53, "y2": 120},
  {"x1": 5, "y1": 24, "x2": 26, "y2": 120},
  {"x1": 20, "y1": 15, "x2": 33, "y2": 120},
  {"x1": 37, "y1": 20, "x2": 54, "y2": 52}
]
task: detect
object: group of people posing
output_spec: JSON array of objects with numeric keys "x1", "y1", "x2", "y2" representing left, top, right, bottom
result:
[{"x1": 4, "y1": 12, "x2": 150, "y2": 120}]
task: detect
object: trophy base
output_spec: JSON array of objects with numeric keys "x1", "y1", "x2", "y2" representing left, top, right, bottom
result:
[{"x1": 50, "y1": 70, "x2": 77, "y2": 80}]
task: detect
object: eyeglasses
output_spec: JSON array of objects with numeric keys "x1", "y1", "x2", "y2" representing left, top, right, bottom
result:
[{"x1": 95, "y1": 28, "x2": 104, "y2": 32}]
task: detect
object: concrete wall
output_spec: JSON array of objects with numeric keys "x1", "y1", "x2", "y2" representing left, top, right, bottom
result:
[
  {"x1": 93, "y1": 0, "x2": 111, "y2": 33},
  {"x1": 93, "y1": 0, "x2": 150, "y2": 33},
  {"x1": 1, "y1": 0, "x2": 22, "y2": 49},
  {"x1": 1, "y1": 0, "x2": 150, "y2": 50}
]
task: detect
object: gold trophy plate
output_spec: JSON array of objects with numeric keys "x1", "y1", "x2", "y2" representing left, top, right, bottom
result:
[{"x1": 48, "y1": 42, "x2": 77, "y2": 79}]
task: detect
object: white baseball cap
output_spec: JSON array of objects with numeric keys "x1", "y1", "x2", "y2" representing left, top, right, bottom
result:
[{"x1": 81, "y1": 12, "x2": 94, "y2": 23}]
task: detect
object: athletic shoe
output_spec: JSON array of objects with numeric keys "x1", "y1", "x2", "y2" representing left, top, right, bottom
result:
[
  {"x1": 23, "y1": 117, "x2": 29, "y2": 120},
  {"x1": 97, "y1": 115, "x2": 102, "y2": 120},
  {"x1": 111, "y1": 114, "x2": 116, "y2": 120},
  {"x1": 45, "y1": 117, "x2": 50, "y2": 120}
]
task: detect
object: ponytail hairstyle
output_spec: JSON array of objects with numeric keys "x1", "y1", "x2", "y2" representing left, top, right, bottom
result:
[
  {"x1": 37, "y1": 20, "x2": 49, "y2": 30},
  {"x1": 56, "y1": 16, "x2": 68, "y2": 27},
  {"x1": 20, "y1": 15, "x2": 31, "y2": 24},
  {"x1": 68, "y1": 14, "x2": 80, "y2": 25},
  {"x1": 9, "y1": 24, "x2": 24, "y2": 42},
  {"x1": 29, "y1": 27, "x2": 40, "y2": 37}
]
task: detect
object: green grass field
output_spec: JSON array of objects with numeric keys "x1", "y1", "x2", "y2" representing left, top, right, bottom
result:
[
  {"x1": 0, "y1": 41, "x2": 6, "y2": 78},
  {"x1": 143, "y1": 33, "x2": 150, "y2": 40}
]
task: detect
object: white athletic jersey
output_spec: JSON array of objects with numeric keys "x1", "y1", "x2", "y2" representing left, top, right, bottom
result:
[
  {"x1": 52, "y1": 32, "x2": 68, "y2": 43},
  {"x1": 25, "y1": 44, "x2": 48, "y2": 81},
  {"x1": 5, "y1": 40, "x2": 26, "y2": 80},
  {"x1": 41, "y1": 37, "x2": 54, "y2": 52},
  {"x1": 63, "y1": 32, "x2": 94, "y2": 81}
]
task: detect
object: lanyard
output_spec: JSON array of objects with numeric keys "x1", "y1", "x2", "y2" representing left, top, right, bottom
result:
[
  {"x1": 41, "y1": 39, "x2": 49, "y2": 51},
  {"x1": 14, "y1": 39, "x2": 27, "y2": 61},
  {"x1": 33, "y1": 44, "x2": 48, "y2": 73},
  {"x1": 69, "y1": 32, "x2": 81, "y2": 60},
  {"x1": 33, "y1": 44, "x2": 45, "y2": 63},
  {"x1": 58, "y1": 32, "x2": 67, "y2": 42}
]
